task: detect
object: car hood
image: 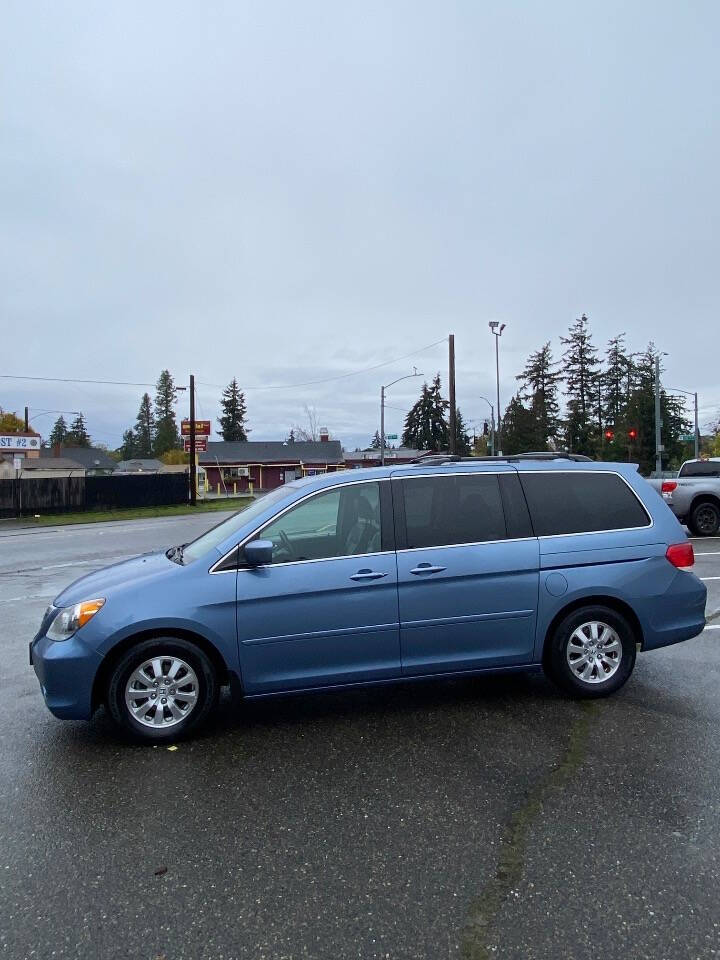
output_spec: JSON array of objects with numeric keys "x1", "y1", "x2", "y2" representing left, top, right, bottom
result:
[{"x1": 54, "y1": 551, "x2": 176, "y2": 607}]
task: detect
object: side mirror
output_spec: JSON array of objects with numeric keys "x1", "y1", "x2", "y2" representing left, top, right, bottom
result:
[{"x1": 244, "y1": 539, "x2": 274, "y2": 567}]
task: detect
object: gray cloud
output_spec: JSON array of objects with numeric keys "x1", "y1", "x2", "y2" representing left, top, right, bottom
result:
[{"x1": 2, "y1": 0, "x2": 718, "y2": 450}]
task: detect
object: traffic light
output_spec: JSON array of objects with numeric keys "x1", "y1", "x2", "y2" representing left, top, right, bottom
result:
[
  {"x1": 628, "y1": 428, "x2": 638, "y2": 441},
  {"x1": 483, "y1": 421, "x2": 489, "y2": 436},
  {"x1": 604, "y1": 429, "x2": 614, "y2": 442}
]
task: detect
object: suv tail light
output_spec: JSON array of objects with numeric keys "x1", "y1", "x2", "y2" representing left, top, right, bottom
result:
[
  {"x1": 661, "y1": 481, "x2": 677, "y2": 493},
  {"x1": 666, "y1": 542, "x2": 694, "y2": 569}
]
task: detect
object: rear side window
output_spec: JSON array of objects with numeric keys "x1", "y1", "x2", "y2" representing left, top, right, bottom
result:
[
  {"x1": 401, "y1": 474, "x2": 506, "y2": 548},
  {"x1": 519, "y1": 472, "x2": 650, "y2": 536},
  {"x1": 679, "y1": 461, "x2": 720, "y2": 478}
]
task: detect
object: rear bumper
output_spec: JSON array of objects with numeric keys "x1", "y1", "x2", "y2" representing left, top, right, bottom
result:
[
  {"x1": 641, "y1": 571, "x2": 707, "y2": 651},
  {"x1": 31, "y1": 632, "x2": 102, "y2": 720}
]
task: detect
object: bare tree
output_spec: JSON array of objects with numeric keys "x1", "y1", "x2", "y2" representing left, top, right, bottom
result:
[{"x1": 292, "y1": 404, "x2": 321, "y2": 442}]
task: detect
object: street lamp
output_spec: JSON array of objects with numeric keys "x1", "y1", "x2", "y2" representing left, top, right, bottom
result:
[
  {"x1": 488, "y1": 322, "x2": 506, "y2": 455},
  {"x1": 380, "y1": 368, "x2": 423, "y2": 465},
  {"x1": 478, "y1": 396, "x2": 495, "y2": 457},
  {"x1": 666, "y1": 386, "x2": 700, "y2": 460}
]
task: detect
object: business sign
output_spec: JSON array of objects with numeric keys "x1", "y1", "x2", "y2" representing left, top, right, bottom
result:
[
  {"x1": 181, "y1": 420, "x2": 211, "y2": 437},
  {"x1": 0, "y1": 434, "x2": 41, "y2": 452},
  {"x1": 183, "y1": 436, "x2": 207, "y2": 452}
]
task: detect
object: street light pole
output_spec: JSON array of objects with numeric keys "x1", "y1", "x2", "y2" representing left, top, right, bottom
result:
[
  {"x1": 488, "y1": 322, "x2": 506, "y2": 455},
  {"x1": 654, "y1": 355, "x2": 663, "y2": 476},
  {"x1": 667, "y1": 385, "x2": 701, "y2": 461},
  {"x1": 380, "y1": 368, "x2": 423, "y2": 466}
]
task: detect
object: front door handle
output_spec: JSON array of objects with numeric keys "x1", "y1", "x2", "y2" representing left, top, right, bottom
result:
[
  {"x1": 410, "y1": 563, "x2": 447, "y2": 575},
  {"x1": 350, "y1": 569, "x2": 388, "y2": 581}
]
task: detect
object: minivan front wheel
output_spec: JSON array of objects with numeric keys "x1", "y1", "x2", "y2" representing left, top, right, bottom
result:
[
  {"x1": 544, "y1": 606, "x2": 636, "y2": 698},
  {"x1": 107, "y1": 637, "x2": 218, "y2": 742}
]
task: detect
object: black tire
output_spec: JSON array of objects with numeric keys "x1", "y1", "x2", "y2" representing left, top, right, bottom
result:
[
  {"x1": 107, "y1": 637, "x2": 218, "y2": 742},
  {"x1": 544, "y1": 605, "x2": 637, "y2": 699},
  {"x1": 687, "y1": 500, "x2": 720, "y2": 537}
]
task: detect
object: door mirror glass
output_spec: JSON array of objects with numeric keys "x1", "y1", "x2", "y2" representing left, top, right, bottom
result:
[{"x1": 244, "y1": 539, "x2": 274, "y2": 566}]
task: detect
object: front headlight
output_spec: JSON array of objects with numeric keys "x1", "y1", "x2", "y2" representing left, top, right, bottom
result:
[{"x1": 46, "y1": 598, "x2": 105, "y2": 642}]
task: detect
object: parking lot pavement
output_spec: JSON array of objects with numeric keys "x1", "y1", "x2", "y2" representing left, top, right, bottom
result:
[{"x1": 1, "y1": 521, "x2": 720, "y2": 960}]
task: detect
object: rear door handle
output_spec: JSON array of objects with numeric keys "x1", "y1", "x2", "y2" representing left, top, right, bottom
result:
[
  {"x1": 350, "y1": 569, "x2": 388, "y2": 581},
  {"x1": 410, "y1": 563, "x2": 447, "y2": 575}
]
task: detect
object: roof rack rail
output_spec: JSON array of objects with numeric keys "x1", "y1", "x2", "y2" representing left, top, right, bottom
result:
[{"x1": 409, "y1": 451, "x2": 593, "y2": 465}]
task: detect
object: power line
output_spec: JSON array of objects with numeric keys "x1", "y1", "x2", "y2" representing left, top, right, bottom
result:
[{"x1": 1, "y1": 374, "x2": 156, "y2": 387}]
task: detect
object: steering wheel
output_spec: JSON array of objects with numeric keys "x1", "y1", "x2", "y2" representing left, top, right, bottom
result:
[{"x1": 278, "y1": 529, "x2": 295, "y2": 560}]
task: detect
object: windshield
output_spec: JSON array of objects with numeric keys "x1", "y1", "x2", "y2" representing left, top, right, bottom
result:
[{"x1": 181, "y1": 486, "x2": 296, "y2": 563}]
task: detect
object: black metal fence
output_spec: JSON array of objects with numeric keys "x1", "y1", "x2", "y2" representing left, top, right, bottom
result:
[{"x1": 0, "y1": 474, "x2": 189, "y2": 518}]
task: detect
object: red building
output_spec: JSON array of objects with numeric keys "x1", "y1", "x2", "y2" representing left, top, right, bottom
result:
[
  {"x1": 342, "y1": 448, "x2": 429, "y2": 469},
  {"x1": 200, "y1": 440, "x2": 344, "y2": 494}
]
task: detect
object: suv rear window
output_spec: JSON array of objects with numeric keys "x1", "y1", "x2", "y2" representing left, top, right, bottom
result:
[
  {"x1": 679, "y1": 461, "x2": 720, "y2": 478},
  {"x1": 401, "y1": 473, "x2": 506, "y2": 548},
  {"x1": 519, "y1": 472, "x2": 650, "y2": 536}
]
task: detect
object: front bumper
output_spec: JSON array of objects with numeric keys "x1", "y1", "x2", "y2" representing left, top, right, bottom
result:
[{"x1": 30, "y1": 631, "x2": 103, "y2": 721}]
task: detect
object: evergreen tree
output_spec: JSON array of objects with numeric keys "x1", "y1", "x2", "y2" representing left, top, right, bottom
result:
[
  {"x1": 517, "y1": 342, "x2": 560, "y2": 448},
  {"x1": 500, "y1": 395, "x2": 539, "y2": 454},
  {"x1": 369, "y1": 430, "x2": 381, "y2": 450},
  {"x1": 66, "y1": 413, "x2": 91, "y2": 447},
  {"x1": 133, "y1": 393, "x2": 155, "y2": 457},
  {"x1": 624, "y1": 344, "x2": 690, "y2": 473},
  {"x1": 120, "y1": 428, "x2": 136, "y2": 460},
  {"x1": 286, "y1": 428, "x2": 296, "y2": 443},
  {"x1": 561, "y1": 314, "x2": 601, "y2": 455},
  {"x1": 401, "y1": 374, "x2": 449, "y2": 451},
  {"x1": 454, "y1": 408, "x2": 472, "y2": 456},
  {"x1": 153, "y1": 369, "x2": 179, "y2": 456},
  {"x1": 218, "y1": 378, "x2": 248, "y2": 442},
  {"x1": 48, "y1": 415, "x2": 68, "y2": 447}
]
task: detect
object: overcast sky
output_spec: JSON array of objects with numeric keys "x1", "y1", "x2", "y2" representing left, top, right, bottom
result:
[{"x1": 1, "y1": 0, "x2": 718, "y2": 450}]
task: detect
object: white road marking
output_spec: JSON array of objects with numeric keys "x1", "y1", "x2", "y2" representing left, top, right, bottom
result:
[
  {"x1": 0, "y1": 554, "x2": 136, "y2": 576},
  {"x1": 0, "y1": 593, "x2": 54, "y2": 605},
  {"x1": 700, "y1": 576, "x2": 720, "y2": 581},
  {"x1": 694, "y1": 552, "x2": 720, "y2": 557},
  {"x1": 705, "y1": 624, "x2": 720, "y2": 630}
]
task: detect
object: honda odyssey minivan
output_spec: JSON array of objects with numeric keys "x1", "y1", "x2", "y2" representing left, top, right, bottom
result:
[{"x1": 30, "y1": 454, "x2": 707, "y2": 742}]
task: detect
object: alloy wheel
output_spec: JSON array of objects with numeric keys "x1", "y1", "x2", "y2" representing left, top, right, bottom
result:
[
  {"x1": 124, "y1": 655, "x2": 199, "y2": 728},
  {"x1": 566, "y1": 621, "x2": 622, "y2": 684}
]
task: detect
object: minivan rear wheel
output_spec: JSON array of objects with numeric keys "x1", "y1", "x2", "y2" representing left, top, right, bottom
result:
[
  {"x1": 544, "y1": 606, "x2": 636, "y2": 698},
  {"x1": 107, "y1": 637, "x2": 218, "y2": 742}
]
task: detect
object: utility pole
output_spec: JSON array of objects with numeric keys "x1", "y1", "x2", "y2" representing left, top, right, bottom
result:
[
  {"x1": 448, "y1": 334, "x2": 456, "y2": 455},
  {"x1": 654, "y1": 355, "x2": 662, "y2": 476},
  {"x1": 479, "y1": 396, "x2": 495, "y2": 457},
  {"x1": 694, "y1": 392, "x2": 699, "y2": 460},
  {"x1": 24, "y1": 407, "x2": 29, "y2": 432},
  {"x1": 189, "y1": 373, "x2": 197, "y2": 505}
]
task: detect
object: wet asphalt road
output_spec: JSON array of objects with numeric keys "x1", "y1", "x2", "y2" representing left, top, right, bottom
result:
[{"x1": 1, "y1": 515, "x2": 720, "y2": 960}]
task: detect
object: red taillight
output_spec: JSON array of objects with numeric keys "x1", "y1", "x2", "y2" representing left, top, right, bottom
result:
[
  {"x1": 666, "y1": 542, "x2": 694, "y2": 569},
  {"x1": 661, "y1": 481, "x2": 677, "y2": 493}
]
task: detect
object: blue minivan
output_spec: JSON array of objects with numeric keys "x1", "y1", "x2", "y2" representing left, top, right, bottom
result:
[{"x1": 30, "y1": 454, "x2": 707, "y2": 742}]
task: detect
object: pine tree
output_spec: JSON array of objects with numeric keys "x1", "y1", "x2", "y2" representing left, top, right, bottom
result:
[
  {"x1": 454, "y1": 408, "x2": 472, "y2": 456},
  {"x1": 66, "y1": 413, "x2": 91, "y2": 447},
  {"x1": 153, "y1": 370, "x2": 179, "y2": 456},
  {"x1": 218, "y1": 378, "x2": 248, "y2": 442},
  {"x1": 517, "y1": 342, "x2": 560, "y2": 449},
  {"x1": 501, "y1": 395, "x2": 539, "y2": 454},
  {"x1": 48, "y1": 415, "x2": 68, "y2": 447},
  {"x1": 369, "y1": 430, "x2": 381, "y2": 450},
  {"x1": 121, "y1": 429, "x2": 137, "y2": 460},
  {"x1": 401, "y1": 374, "x2": 449, "y2": 451},
  {"x1": 133, "y1": 393, "x2": 155, "y2": 457},
  {"x1": 286, "y1": 429, "x2": 296, "y2": 443},
  {"x1": 561, "y1": 314, "x2": 601, "y2": 455},
  {"x1": 624, "y1": 344, "x2": 690, "y2": 473}
]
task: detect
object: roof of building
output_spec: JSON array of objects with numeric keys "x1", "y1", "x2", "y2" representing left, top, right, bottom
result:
[
  {"x1": 114, "y1": 458, "x2": 164, "y2": 472},
  {"x1": 345, "y1": 448, "x2": 429, "y2": 460},
  {"x1": 200, "y1": 440, "x2": 344, "y2": 465},
  {"x1": 59, "y1": 446, "x2": 116, "y2": 470},
  {"x1": 19, "y1": 457, "x2": 85, "y2": 470}
]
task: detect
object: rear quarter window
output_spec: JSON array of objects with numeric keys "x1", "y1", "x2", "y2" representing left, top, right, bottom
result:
[{"x1": 519, "y1": 472, "x2": 650, "y2": 537}]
